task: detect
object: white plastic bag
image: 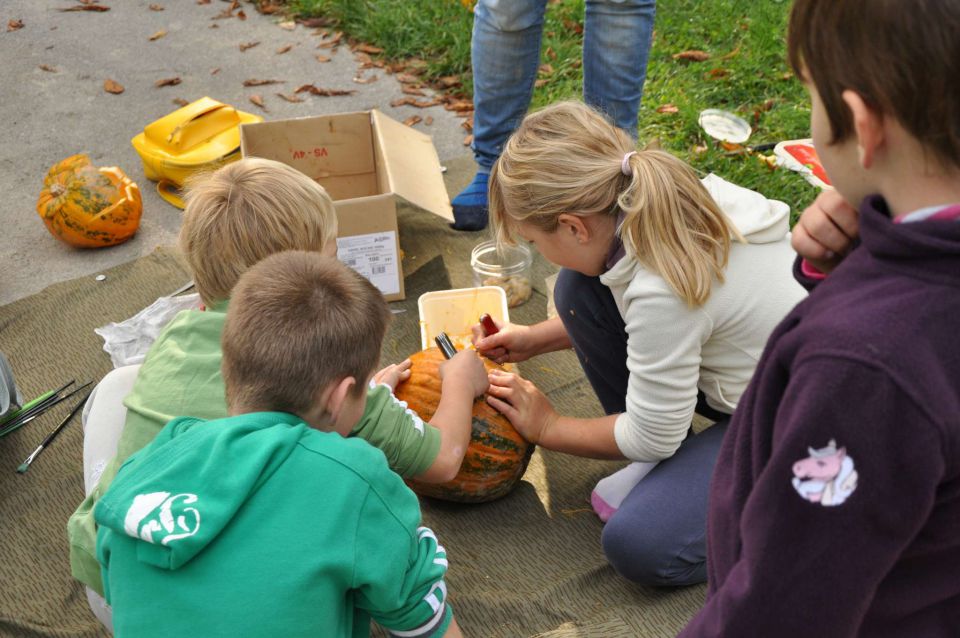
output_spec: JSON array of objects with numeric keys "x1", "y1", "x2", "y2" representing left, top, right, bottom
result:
[{"x1": 95, "y1": 293, "x2": 201, "y2": 367}]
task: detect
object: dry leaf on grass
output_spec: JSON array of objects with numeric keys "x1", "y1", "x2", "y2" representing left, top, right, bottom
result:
[
  {"x1": 395, "y1": 73, "x2": 420, "y2": 84},
  {"x1": 149, "y1": 4, "x2": 164, "y2": 10},
  {"x1": 7, "y1": 19, "x2": 24, "y2": 31},
  {"x1": 60, "y1": 4, "x2": 111, "y2": 12},
  {"x1": 275, "y1": 44, "x2": 293, "y2": 54},
  {"x1": 425, "y1": 115, "x2": 433, "y2": 126},
  {"x1": 210, "y1": 67, "x2": 221, "y2": 75},
  {"x1": 401, "y1": 85, "x2": 425, "y2": 96},
  {"x1": 353, "y1": 43, "x2": 383, "y2": 54},
  {"x1": 315, "y1": 54, "x2": 331, "y2": 63},
  {"x1": 103, "y1": 79, "x2": 124, "y2": 94},
  {"x1": 243, "y1": 78, "x2": 282, "y2": 86},
  {"x1": 672, "y1": 50, "x2": 710, "y2": 62},
  {"x1": 276, "y1": 93, "x2": 304, "y2": 103},
  {"x1": 155, "y1": 76, "x2": 182, "y2": 87},
  {"x1": 148, "y1": 29, "x2": 166, "y2": 41},
  {"x1": 403, "y1": 115, "x2": 423, "y2": 127},
  {"x1": 538, "y1": 63, "x2": 553, "y2": 75},
  {"x1": 708, "y1": 68, "x2": 728, "y2": 78},
  {"x1": 545, "y1": 46, "x2": 557, "y2": 60},
  {"x1": 463, "y1": 134, "x2": 474, "y2": 146},
  {"x1": 437, "y1": 75, "x2": 461, "y2": 88},
  {"x1": 295, "y1": 84, "x2": 356, "y2": 97},
  {"x1": 249, "y1": 95, "x2": 267, "y2": 111},
  {"x1": 656, "y1": 103, "x2": 679, "y2": 114},
  {"x1": 297, "y1": 16, "x2": 332, "y2": 28},
  {"x1": 239, "y1": 41, "x2": 260, "y2": 52},
  {"x1": 39, "y1": 64, "x2": 58, "y2": 72},
  {"x1": 534, "y1": 79, "x2": 548, "y2": 88},
  {"x1": 444, "y1": 100, "x2": 473, "y2": 113}
]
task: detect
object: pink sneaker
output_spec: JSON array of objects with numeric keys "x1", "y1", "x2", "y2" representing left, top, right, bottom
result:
[{"x1": 591, "y1": 490, "x2": 617, "y2": 523}]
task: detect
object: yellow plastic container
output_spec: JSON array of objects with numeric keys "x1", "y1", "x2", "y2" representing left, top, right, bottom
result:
[
  {"x1": 131, "y1": 97, "x2": 263, "y2": 208},
  {"x1": 418, "y1": 286, "x2": 510, "y2": 351}
]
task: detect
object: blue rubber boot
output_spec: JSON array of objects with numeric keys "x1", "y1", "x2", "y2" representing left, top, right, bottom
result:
[{"x1": 451, "y1": 172, "x2": 489, "y2": 231}]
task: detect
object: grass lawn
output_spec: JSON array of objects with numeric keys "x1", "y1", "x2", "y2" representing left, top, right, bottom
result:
[{"x1": 288, "y1": 0, "x2": 818, "y2": 219}]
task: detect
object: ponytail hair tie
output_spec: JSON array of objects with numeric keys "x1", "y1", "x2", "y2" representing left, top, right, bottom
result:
[{"x1": 621, "y1": 151, "x2": 638, "y2": 176}]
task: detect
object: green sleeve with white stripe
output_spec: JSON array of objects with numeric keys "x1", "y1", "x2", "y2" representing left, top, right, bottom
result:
[
  {"x1": 352, "y1": 478, "x2": 453, "y2": 638},
  {"x1": 350, "y1": 384, "x2": 442, "y2": 479}
]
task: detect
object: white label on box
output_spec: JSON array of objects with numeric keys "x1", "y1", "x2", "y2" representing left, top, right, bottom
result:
[{"x1": 337, "y1": 231, "x2": 400, "y2": 296}]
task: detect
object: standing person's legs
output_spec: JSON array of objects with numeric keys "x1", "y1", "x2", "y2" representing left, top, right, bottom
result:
[
  {"x1": 602, "y1": 420, "x2": 729, "y2": 586},
  {"x1": 452, "y1": 0, "x2": 548, "y2": 230},
  {"x1": 553, "y1": 268, "x2": 629, "y2": 414},
  {"x1": 582, "y1": 0, "x2": 656, "y2": 137}
]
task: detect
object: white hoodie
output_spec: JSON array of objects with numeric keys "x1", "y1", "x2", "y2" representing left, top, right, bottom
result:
[{"x1": 600, "y1": 174, "x2": 806, "y2": 462}]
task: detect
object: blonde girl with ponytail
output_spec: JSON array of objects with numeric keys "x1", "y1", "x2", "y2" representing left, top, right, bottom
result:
[{"x1": 473, "y1": 101, "x2": 805, "y2": 586}]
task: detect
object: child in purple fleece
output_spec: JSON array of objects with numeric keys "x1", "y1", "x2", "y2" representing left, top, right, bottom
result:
[{"x1": 680, "y1": 1, "x2": 960, "y2": 636}]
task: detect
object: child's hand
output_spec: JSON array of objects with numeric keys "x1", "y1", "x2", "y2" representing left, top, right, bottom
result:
[
  {"x1": 485, "y1": 370, "x2": 557, "y2": 445},
  {"x1": 471, "y1": 319, "x2": 537, "y2": 364},
  {"x1": 791, "y1": 190, "x2": 860, "y2": 274},
  {"x1": 439, "y1": 350, "x2": 489, "y2": 398},
  {"x1": 373, "y1": 359, "x2": 412, "y2": 392}
]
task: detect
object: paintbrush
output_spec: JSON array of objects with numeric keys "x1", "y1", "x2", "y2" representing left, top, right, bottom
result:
[
  {"x1": 0, "y1": 381, "x2": 91, "y2": 439},
  {"x1": 16, "y1": 388, "x2": 92, "y2": 474}
]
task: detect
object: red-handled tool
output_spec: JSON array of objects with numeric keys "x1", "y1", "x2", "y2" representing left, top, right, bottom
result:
[{"x1": 479, "y1": 314, "x2": 499, "y2": 337}]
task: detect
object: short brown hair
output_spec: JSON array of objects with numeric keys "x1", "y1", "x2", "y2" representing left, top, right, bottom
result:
[
  {"x1": 221, "y1": 251, "x2": 391, "y2": 416},
  {"x1": 788, "y1": 0, "x2": 960, "y2": 169},
  {"x1": 179, "y1": 158, "x2": 338, "y2": 306}
]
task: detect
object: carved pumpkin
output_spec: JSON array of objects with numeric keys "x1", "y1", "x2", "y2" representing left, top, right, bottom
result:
[
  {"x1": 397, "y1": 347, "x2": 534, "y2": 503},
  {"x1": 36, "y1": 154, "x2": 142, "y2": 248}
]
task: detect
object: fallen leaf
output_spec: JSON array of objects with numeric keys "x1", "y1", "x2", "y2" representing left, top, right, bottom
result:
[
  {"x1": 39, "y1": 64, "x2": 58, "y2": 72},
  {"x1": 354, "y1": 51, "x2": 372, "y2": 65},
  {"x1": 718, "y1": 44, "x2": 742, "y2": 61},
  {"x1": 243, "y1": 78, "x2": 282, "y2": 86},
  {"x1": 396, "y1": 73, "x2": 420, "y2": 84},
  {"x1": 390, "y1": 96, "x2": 442, "y2": 108},
  {"x1": 424, "y1": 115, "x2": 433, "y2": 125},
  {"x1": 275, "y1": 44, "x2": 293, "y2": 54},
  {"x1": 672, "y1": 50, "x2": 710, "y2": 62},
  {"x1": 276, "y1": 92, "x2": 305, "y2": 103},
  {"x1": 401, "y1": 85, "x2": 425, "y2": 96},
  {"x1": 444, "y1": 100, "x2": 473, "y2": 113},
  {"x1": 693, "y1": 144, "x2": 708, "y2": 155},
  {"x1": 259, "y1": 3, "x2": 282, "y2": 15},
  {"x1": 212, "y1": 1, "x2": 238, "y2": 19},
  {"x1": 461, "y1": 115, "x2": 473, "y2": 132},
  {"x1": 538, "y1": 63, "x2": 554, "y2": 75},
  {"x1": 239, "y1": 41, "x2": 260, "y2": 52},
  {"x1": 316, "y1": 31, "x2": 343, "y2": 49},
  {"x1": 759, "y1": 98, "x2": 777, "y2": 111},
  {"x1": 403, "y1": 115, "x2": 422, "y2": 127},
  {"x1": 571, "y1": 59, "x2": 582, "y2": 69},
  {"x1": 315, "y1": 54, "x2": 331, "y2": 63},
  {"x1": 437, "y1": 75, "x2": 461, "y2": 88},
  {"x1": 210, "y1": 67, "x2": 221, "y2": 75},
  {"x1": 209, "y1": 23, "x2": 218, "y2": 28},
  {"x1": 352, "y1": 74, "x2": 378, "y2": 84},
  {"x1": 295, "y1": 84, "x2": 356, "y2": 97},
  {"x1": 463, "y1": 134, "x2": 474, "y2": 146},
  {"x1": 7, "y1": 19, "x2": 24, "y2": 31},
  {"x1": 236, "y1": 9, "x2": 246, "y2": 20},
  {"x1": 545, "y1": 46, "x2": 557, "y2": 60},
  {"x1": 708, "y1": 68, "x2": 728, "y2": 78},
  {"x1": 149, "y1": 3, "x2": 164, "y2": 10},
  {"x1": 562, "y1": 18, "x2": 583, "y2": 35},
  {"x1": 297, "y1": 17, "x2": 332, "y2": 28},
  {"x1": 154, "y1": 76, "x2": 182, "y2": 87},
  {"x1": 278, "y1": 20, "x2": 296, "y2": 30},
  {"x1": 249, "y1": 94, "x2": 267, "y2": 111},
  {"x1": 60, "y1": 4, "x2": 111, "y2": 12},
  {"x1": 353, "y1": 43, "x2": 383, "y2": 54},
  {"x1": 780, "y1": 71, "x2": 793, "y2": 81},
  {"x1": 534, "y1": 79, "x2": 548, "y2": 88},
  {"x1": 103, "y1": 79, "x2": 124, "y2": 94},
  {"x1": 148, "y1": 29, "x2": 166, "y2": 41},
  {"x1": 656, "y1": 103, "x2": 679, "y2": 114},
  {"x1": 197, "y1": 0, "x2": 210, "y2": 4},
  {"x1": 172, "y1": 97, "x2": 190, "y2": 106}
]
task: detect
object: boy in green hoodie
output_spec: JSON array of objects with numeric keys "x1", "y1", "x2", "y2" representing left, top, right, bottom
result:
[
  {"x1": 70, "y1": 158, "x2": 486, "y2": 598},
  {"x1": 95, "y1": 250, "x2": 477, "y2": 637}
]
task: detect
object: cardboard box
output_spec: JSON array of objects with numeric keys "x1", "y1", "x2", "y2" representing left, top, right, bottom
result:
[{"x1": 239, "y1": 110, "x2": 453, "y2": 301}]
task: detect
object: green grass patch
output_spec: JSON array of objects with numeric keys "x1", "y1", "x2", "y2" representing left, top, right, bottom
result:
[{"x1": 290, "y1": 0, "x2": 818, "y2": 217}]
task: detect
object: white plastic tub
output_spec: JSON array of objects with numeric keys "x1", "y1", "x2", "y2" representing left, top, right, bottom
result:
[{"x1": 418, "y1": 286, "x2": 509, "y2": 350}]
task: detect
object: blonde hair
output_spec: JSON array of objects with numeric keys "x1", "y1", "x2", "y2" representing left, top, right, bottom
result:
[
  {"x1": 489, "y1": 101, "x2": 741, "y2": 307},
  {"x1": 179, "y1": 157, "x2": 338, "y2": 306},
  {"x1": 222, "y1": 251, "x2": 391, "y2": 416}
]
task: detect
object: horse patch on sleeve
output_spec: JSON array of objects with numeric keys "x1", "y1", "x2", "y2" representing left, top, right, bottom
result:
[{"x1": 791, "y1": 439, "x2": 858, "y2": 507}]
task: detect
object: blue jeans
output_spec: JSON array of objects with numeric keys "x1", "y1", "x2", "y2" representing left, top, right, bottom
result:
[
  {"x1": 471, "y1": 0, "x2": 656, "y2": 172},
  {"x1": 554, "y1": 268, "x2": 729, "y2": 586}
]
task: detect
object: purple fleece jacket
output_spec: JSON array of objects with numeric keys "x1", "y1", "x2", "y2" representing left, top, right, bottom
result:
[{"x1": 679, "y1": 195, "x2": 960, "y2": 637}]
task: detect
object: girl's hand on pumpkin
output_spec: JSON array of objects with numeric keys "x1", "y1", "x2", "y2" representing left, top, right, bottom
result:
[
  {"x1": 374, "y1": 359, "x2": 412, "y2": 392},
  {"x1": 485, "y1": 370, "x2": 557, "y2": 445},
  {"x1": 471, "y1": 320, "x2": 537, "y2": 364},
  {"x1": 439, "y1": 350, "x2": 489, "y2": 398}
]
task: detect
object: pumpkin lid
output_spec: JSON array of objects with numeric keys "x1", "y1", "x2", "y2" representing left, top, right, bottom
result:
[{"x1": 131, "y1": 97, "x2": 263, "y2": 167}]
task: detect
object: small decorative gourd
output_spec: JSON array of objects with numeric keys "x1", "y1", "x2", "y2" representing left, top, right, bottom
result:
[
  {"x1": 36, "y1": 154, "x2": 142, "y2": 248},
  {"x1": 397, "y1": 347, "x2": 534, "y2": 503}
]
